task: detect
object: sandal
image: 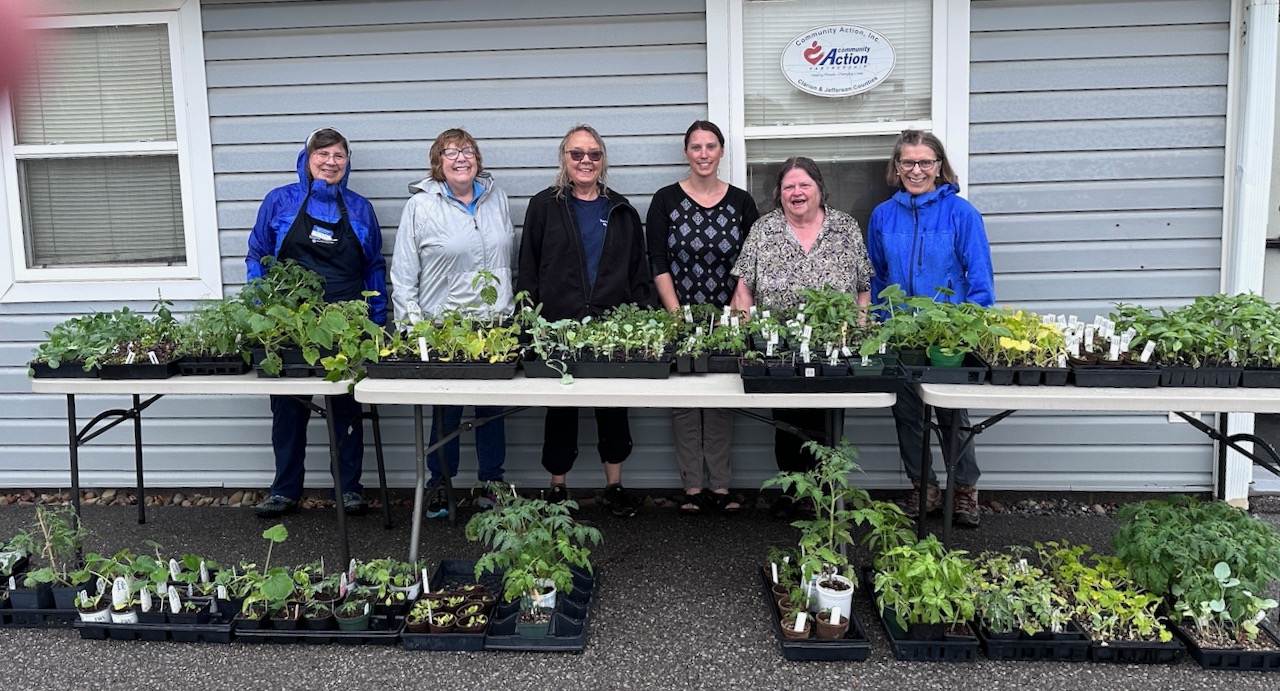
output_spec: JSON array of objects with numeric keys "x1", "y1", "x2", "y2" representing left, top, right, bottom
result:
[
  {"x1": 680, "y1": 491, "x2": 708, "y2": 515},
  {"x1": 710, "y1": 490, "x2": 741, "y2": 514}
]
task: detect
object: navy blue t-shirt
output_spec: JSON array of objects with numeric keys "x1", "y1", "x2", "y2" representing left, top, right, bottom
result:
[{"x1": 572, "y1": 196, "x2": 609, "y2": 289}]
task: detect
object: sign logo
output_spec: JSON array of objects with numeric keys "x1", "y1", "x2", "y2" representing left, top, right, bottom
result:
[{"x1": 780, "y1": 24, "x2": 896, "y2": 98}]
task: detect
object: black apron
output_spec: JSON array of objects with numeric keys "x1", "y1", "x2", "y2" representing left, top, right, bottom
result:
[{"x1": 277, "y1": 188, "x2": 365, "y2": 303}]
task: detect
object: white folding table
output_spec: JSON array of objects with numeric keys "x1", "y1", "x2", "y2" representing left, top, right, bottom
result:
[
  {"x1": 30, "y1": 374, "x2": 393, "y2": 566},
  {"x1": 916, "y1": 383, "x2": 1280, "y2": 545},
  {"x1": 354, "y1": 372, "x2": 897, "y2": 564}
]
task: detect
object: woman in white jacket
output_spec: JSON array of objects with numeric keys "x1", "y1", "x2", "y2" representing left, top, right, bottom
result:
[{"x1": 391, "y1": 128, "x2": 517, "y2": 515}]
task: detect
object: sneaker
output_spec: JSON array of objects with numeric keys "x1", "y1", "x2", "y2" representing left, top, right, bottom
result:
[
  {"x1": 425, "y1": 491, "x2": 449, "y2": 520},
  {"x1": 546, "y1": 484, "x2": 569, "y2": 504},
  {"x1": 900, "y1": 481, "x2": 942, "y2": 519},
  {"x1": 342, "y1": 492, "x2": 368, "y2": 516},
  {"x1": 253, "y1": 494, "x2": 298, "y2": 518},
  {"x1": 474, "y1": 490, "x2": 498, "y2": 511},
  {"x1": 601, "y1": 484, "x2": 636, "y2": 518},
  {"x1": 954, "y1": 485, "x2": 980, "y2": 528}
]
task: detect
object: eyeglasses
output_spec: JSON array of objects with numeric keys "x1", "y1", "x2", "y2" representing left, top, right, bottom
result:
[
  {"x1": 896, "y1": 159, "x2": 938, "y2": 172},
  {"x1": 565, "y1": 149, "x2": 603, "y2": 162},
  {"x1": 311, "y1": 151, "x2": 348, "y2": 163},
  {"x1": 442, "y1": 147, "x2": 476, "y2": 160}
]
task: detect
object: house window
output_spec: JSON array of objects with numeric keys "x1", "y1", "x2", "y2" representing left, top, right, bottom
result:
[
  {"x1": 0, "y1": 0, "x2": 221, "y2": 303},
  {"x1": 709, "y1": 0, "x2": 968, "y2": 231}
]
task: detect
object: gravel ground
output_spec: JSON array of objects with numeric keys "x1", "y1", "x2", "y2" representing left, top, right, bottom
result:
[{"x1": 1, "y1": 493, "x2": 1277, "y2": 691}]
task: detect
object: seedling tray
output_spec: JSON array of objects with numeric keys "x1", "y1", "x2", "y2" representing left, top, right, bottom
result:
[
  {"x1": 1157, "y1": 366, "x2": 1242, "y2": 388},
  {"x1": 521, "y1": 356, "x2": 670, "y2": 379},
  {"x1": 177, "y1": 356, "x2": 250, "y2": 376},
  {"x1": 757, "y1": 571, "x2": 869, "y2": 661},
  {"x1": 1241, "y1": 368, "x2": 1280, "y2": 388},
  {"x1": 1069, "y1": 364, "x2": 1160, "y2": 388},
  {"x1": 28, "y1": 362, "x2": 98, "y2": 378},
  {"x1": 483, "y1": 567, "x2": 596, "y2": 652},
  {"x1": 706, "y1": 355, "x2": 740, "y2": 373},
  {"x1": 364, "y1": 360, "x2": 518, "y2": 380},
  {"x1": 76, "y1": 613, "x2": 233, "y2": 643},
  {"x1": 234, "y1": 613, "x2": 403, "y2": 645},
  {"x1": 1088, "y1": 638, "x2": 1184, "y2": 664},
  {"x1": 975, "y1": 620, "x2": 1090, "y2": 662},
  {"x1": 99, "y1": 361, "x2": 181, "y2": 380},
  {"x1": 901, "y1": 354, "x2": 987, "y2": 385},
  {"x1": 987, "y1": 366, "x2": 1070, "y2": 387},
  {"x1": 1171, "y1": 620, "x2": 1280, "y2": 672},
  {"x1": 0, "y1": 608, "x2": 78, "y2": 629},
  {"x1": 861, "y1": 567, "x2": 978, "y2": 662},
  {"x1": 741, "y1": 368, "x2": 904, "y2": 394},
  {"x1": 400, "y1": 559, "x2": 503, "y2": 652}
]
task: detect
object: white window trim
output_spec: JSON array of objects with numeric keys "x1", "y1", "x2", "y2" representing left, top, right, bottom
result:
[
  {"x1": 0, "y1": 0, "x2": 222, "y2": 303},
  {"x1": 707, "y1": 0, "x2": 971, "y2": 188}
]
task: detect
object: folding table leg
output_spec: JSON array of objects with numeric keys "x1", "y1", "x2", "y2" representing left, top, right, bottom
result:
[
  {"x1": 323, "y1": 395, "x2": 350, "y2": 568},
  {"x1": 409, "y1": 405, "x2": 426, "y2": 565},
  {"x1": 916, "y1": 402, "x2": 931, "y2": 540},
  {"x1": 941, "y1": 411, "x2": 962, "y2": 547},
  {"x1": 67, "y1": 395, "x2": 82, "y2": 519},
  {"x1": 133, "y1": 394, "x2": 147, "y2": 524}
]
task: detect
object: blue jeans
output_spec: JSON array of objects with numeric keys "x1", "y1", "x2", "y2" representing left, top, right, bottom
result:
[
  {"x1": 892, "y1": 385, "x2": 980, "y2": 487},
  {"x1": 428, "y1": 405, "x2": 506, "y2": 484},
  {"x1": 269, "y1": 394, "x2": 363, "y2": 499}
]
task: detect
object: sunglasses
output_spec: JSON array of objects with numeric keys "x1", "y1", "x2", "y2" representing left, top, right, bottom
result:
[{"x1": 565, "y1": 149, "x2": 603, "y2": 162}]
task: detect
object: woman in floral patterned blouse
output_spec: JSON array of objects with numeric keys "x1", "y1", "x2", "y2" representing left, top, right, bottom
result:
[
  {"x1": 731, "y1": 156, "x2": 872, "y2": 519},
  {"x1": 647, "y1": 121, "x2": 759, "y2": 515}
]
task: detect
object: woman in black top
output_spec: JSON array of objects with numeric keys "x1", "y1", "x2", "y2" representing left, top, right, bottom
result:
[{"x1": 646, "y1": 121, "x2": 759, "y2": 514}]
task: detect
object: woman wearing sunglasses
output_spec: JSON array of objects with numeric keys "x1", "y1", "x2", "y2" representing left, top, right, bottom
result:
[
  {"x1": 390, "y1": 128, "x2": 517, "y2": 517},
  {"x1": 517, "y1": 124, "x2": 653, "y2": 517},
  {"x1": 867, "y1": 129, "x2": 994, "y2": 529}
]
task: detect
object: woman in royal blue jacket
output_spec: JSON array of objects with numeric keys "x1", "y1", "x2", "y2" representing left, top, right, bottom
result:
[
  {"x1": 868, "y1": 129, "x2": 993, "y2": 529},
  {"x1": 245, "y1": 127, "x2": 387, "y2": 518}
]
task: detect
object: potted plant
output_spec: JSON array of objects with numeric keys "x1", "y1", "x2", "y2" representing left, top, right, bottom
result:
[
  {"x1": 972, "y1": 307, "x2": 1069, "y2": 385},
  {"x1": 872, "y1": 535, "x2": 977, "y2": 643},
  {"x1": 95, "y1": 298, "x2": 185, "y2": 379},
  {"x1": 175, "y1": 297, "x2": 253, "y2": 375},
  {"x1": 74, "y1": 588, "x2": 111, "y2": 623},
  {"x1": 466, "y1": 489, "x2": 602, "y2": 638},
  {"x1": 15, "y1": 505, "x2": 95, "y2": 610},
  {"x1": 27, "y1": 312, "x2": 117, "y2": 378},
  {"x1": 334, "y1": 599, "x2": 370, "y2": 632}
]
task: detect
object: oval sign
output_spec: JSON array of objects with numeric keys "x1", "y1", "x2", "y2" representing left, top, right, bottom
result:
[{"x1": 780, "y1": 24, "x2": 896, "y2": 98}]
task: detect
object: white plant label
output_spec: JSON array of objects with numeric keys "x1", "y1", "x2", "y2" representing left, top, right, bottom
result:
[
  {"x1": 168, "y1": 587, "x2": 181, "y2": 614},
  {"x1": 766, "y1": 342, "x2": 775, "y2": 357},
  {"x1": 841, "y1": 346, "x2": 852, "y2": 357},
  {"x1": 140, "y1": 587, "x2": 152, "y2": 612},
  {"x1": 148, "y1": 351, "x2": 159, "y2": 365},
  {"x1": 695, "y1": 326, "x2": 703, "y2": 337},
  {"x1": 1058, "y1": 354, "x2": 1067, "y2": 368},
  {"x1": 830, "y1": 606, "x2": 842, "y2": 625},
  {"x1": 1119, "y1": 328, "x2": 1136, "y2": 352},
  {"x1": 7, "y1": 577, "x2": 14, "y2": 590},
  {"x1": 422, "y1": 568, "x2": 431, "y2": 590},
  {"x1": 878, "y1": 342, "x2": 887, "y2": 355},
  {"x1": 112, "y1": 577, "x2": 129, "y2": 609},
  {"x1": 125, "y1": 350, "x2": 136, "y2": 365},
  {"x1": 1083, "y1": 326, "x2": 1095, "y2": 351},
  {"x1": 798, "y1": 302, "x2": 807, "y2": 312},
  {"x1": 750, "y1": 305, "x2": 758, "y2": 318},
  {"x1": 1093, "y1": 315, "x2": 1105, "y2": 328},
  {"x1": 348, "y1": 559, "x2": 358, "y2": 580},
  {"x1": 156, "y1": 582, "x2": 168, "y2": 597},
  {"x1": 1068, "y1": 315, "x2": 1079, "y2": 327},
  {"x1": 168, "y1": 559, "x2": 181, "y2": 581},
  {"x1": 861, "y1": 355, "x2": 872, "y2": 366},
  {"x1": 794, "y1": 611, "x2": 808, "y2": 632},
  {"x1": 1140, "y1": 341, "x2": 1156, "y2": 363},
  {"x1": 1108, "y1": 338, "x2": 1120, "y2": 361},
  {"x1": 769, "y1": 332, "x2": 779, "y2": 345},
  {"x1": 200, "y1": 561, "x2": 210, "y2": 584},
  {"x1": 730, "y1": 316, "x2": 740, "y2": 328},
  {"x1": 339, "y1": 572, "x2": 349, "y2": 597},
  {"x1": 217, "y1": 585, "x2": 228, "y2": 600},
  {"x1": 418, "y1": 337, "x2": 428, "y2": 361},
  {"x1": 771, "y1": 563, "x2": 779, "y2": 584},
  {"x1": 802, "y1": 325, "x2": 812, "y2": 339},
  {"x1": 683, "y1": 305, "x2": 692, "y2": 323},
  {"x1": 803, "y1": 366, "x2": 816, "y2": 378},
  {"x1": 797, "y1": 313, "x2": 806, "y2": 324}
]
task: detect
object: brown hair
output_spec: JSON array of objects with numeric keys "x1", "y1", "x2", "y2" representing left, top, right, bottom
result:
[
  {"x1": 306, "y1": 127, "x2": 349, "y2": 157},
  {"x1": 684, "y1": 120, "x2": 725, "y2": 148},
  {"x1": 553, "y1": 124, "x2": 609, "y2": 196},
  {"x1": 772, "y1": 156, "x2": 827, "y2": 208},
  {"x1": 427, "y1": 128, "x2": 484, "y2": 182},
  {"x1": 884, "y1": 129, "x2": 958, "y2": 189}
]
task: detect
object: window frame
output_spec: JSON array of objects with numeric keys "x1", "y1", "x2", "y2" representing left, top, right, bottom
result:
[
  {"x1": 0, "y1": 0, "x2": 221, "y2": 303},
  {"x1": 706, "y1": 0, "x2": 971, "y2": 189}
]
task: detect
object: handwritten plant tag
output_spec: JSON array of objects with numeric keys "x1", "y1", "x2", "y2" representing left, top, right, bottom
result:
[
  {"x1": 112, "y1": 577, "x2": 130, "y2": 608},
  {"x1": 200, "y1": 560, "x2": 210, "y2": 584},
  {"x1": 140, "y1": 587, "x2": 152, "y2": 612},
  {"x1": 168, "y1": 587, "x2": 181, "y2": 614},
  {"x1": 169, "y1": 558, "x2": 182, "y2": 581}
]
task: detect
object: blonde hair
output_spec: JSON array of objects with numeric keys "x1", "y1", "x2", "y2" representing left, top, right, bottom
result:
[{"x1": 552, "y1": 124, "x2": 609, "y2": 196}]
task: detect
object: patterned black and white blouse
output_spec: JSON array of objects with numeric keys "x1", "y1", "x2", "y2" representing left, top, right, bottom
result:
[{"x1": 646, "y1": 183, "x2": 760, "y2": 307}]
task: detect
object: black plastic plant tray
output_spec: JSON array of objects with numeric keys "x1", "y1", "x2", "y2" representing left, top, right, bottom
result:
[
  {"x1": 860, "y1": 568, "x2": 977, "y2": 663},
  {"x1": 901, "y1": 354, "x2": 988, "y2": 385},
  {"x1": 569, "y1": 359, "x2": 671, "y2": 379},
  {"x1": 28, "y1": 362, "x2": 98, "y2": 379},
  {"x1": 251, "y1": 348, "x2": 326, "y2": 379},
  {"x1": 76, "y1": 616, "x2": 233, "y2": 643},
  {"x1": 741, "y1": 369, "x2": 903, "y2": 394},
  {"x1": 986, "y1": 366, "x2": 1068, "y2": 387},
  {"x1": 1088, "y1": 638, "x2": 1185, "y2": 664},
  {"x1": 674, "y1": 354, "x2": 705, "y2": 374},
  {"x1": 400, "y1": 559, "x2": 503, "y2": 652},
  {"x1": 1241, "y1": 368, "x2": 1280, "y2": 388},
  {"x1": 364, "y1": 360, "x2": 518, "y2": 380},
  {"x1": 1171, "y1": 620, "x2": 1280, "y2": 672},
  {"x1": 757, "y1": 570, "x2": 869, "y2": 661},
  {"x1": 976, "y1": 620, "x2": 1090, "y2": 662},
  {"x1": 99, "y1": 360, "x2": 181, "y2": 380},
  {"x1": 177, "y1": 356, "x2": 250, "y2": 376},
  {"x1": 706, "y1": 355, "x2": 740, "y2": 373},
  {"x1": 1069, "y1": 364, "x2": 1160, "y2": 388},
  {"x1": 1157, "y1": 366, "x2": 1242, "y2": 388},
  {"x1": 0, "y1": 608, "x2": 78, "y2": 629},
  {"x1": 483, "y1": 567, "x2": 595, "y2": 652},
  {"x1": 234, "y1": 613, "x2": 403, "y2": 645}
]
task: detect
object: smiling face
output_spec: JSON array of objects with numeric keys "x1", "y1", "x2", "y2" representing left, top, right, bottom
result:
[
  {"x1": 779, "y1": 167, "x2": 820, "y2": 221},
  {"x1": 439, "y1": 139, "x2": 478, "y2": 191},
  {"x1": 563, "y1": 129, "x2": 604, "y2": 191},
  {"x1": 896, "y1": 142, "x2": 940, "y2": 195},
  {"x1": 308, "y1": 143, "x2": 348, "y2": 185},
  {"x1": 685, "y1": 129, "x2": 723, "y2": 180}
]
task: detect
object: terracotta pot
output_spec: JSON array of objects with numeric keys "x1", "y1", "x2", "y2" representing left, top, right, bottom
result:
[
  {"x1": 780, "y1": 613, "x2": 811, "y2": 640},
  {"x1": 815, "y1": 611, "x2": 850, "y2": 640}
]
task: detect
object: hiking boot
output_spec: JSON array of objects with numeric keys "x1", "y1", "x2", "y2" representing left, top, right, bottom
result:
[
  {"x1": 601, "y1": 484, "x2": 636, "y2": 517},
  {"x1": 954, "y1": 485, "x2": 980, "y2": 528},
  {"x1": 546, "y1": 484, "x2": 569, "y2": 504},
  {"x1": 341, "y1": 492, "x2": 368, "y2": 516},
  {"x1": 900, "y1": 481, "x2": 941, "y2": 519},
  {"x1": 253, "y1": 494, "x2": 298, "y2": 518}
]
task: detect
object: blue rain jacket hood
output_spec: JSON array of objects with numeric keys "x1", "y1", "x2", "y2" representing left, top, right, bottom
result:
[
  {"x1": 245, "y1": 136, "x2": 388, "y2": 324},
  {"x1": 868, "y1": 182, "x2": 994, "y2": 308}
]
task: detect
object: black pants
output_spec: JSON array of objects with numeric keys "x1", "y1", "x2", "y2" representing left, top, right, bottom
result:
[
  {"x1": 771, "y1": 408, "x2": 828, "y2": 473},
  {"x1": 541, "y1": 407, "x2": 633, "y2": 476}
]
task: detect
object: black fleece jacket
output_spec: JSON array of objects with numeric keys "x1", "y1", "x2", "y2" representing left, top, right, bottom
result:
[{"x1": 517, "y1": 186, "x2": 654, "y2": 320}]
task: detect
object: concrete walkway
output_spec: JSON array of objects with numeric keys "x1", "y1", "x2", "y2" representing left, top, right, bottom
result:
[{"x1": 1, "y1": 497, "x2": 1277, "y2": 691}]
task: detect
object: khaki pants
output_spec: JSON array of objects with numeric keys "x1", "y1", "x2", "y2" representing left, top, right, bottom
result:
[{"x1": 671, "y1": 408, "x2": 735, "y2": 490}]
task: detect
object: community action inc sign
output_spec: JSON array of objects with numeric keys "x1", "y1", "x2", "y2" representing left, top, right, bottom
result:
[{"x1": 780, "y1": 24, "x2": 896, "y2": 98}]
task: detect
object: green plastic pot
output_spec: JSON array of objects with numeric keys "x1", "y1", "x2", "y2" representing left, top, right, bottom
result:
[{"x1": 926, "y1": 346, "x2": 965, "y2": 368}]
